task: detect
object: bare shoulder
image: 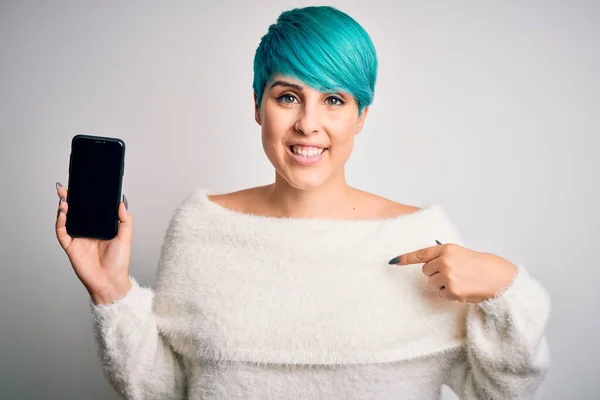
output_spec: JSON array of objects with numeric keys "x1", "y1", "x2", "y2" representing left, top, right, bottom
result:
[
  {"x1": 385, "y1": 201, "x2": 422, "y2": 218},
  {"x1": 207, "y1": 186, "x2": 266, "y2": 213},
  {"x1": 354, "y1": 189, "x2": 422, "y2": 219}
]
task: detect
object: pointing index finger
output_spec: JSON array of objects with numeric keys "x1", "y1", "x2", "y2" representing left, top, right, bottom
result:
[{"x1": 388, "y1": 240, "x2": 443, "y2": 265}]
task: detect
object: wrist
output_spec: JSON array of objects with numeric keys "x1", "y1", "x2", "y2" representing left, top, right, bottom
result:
[{"x1": 90, "y1": 277, "x2": 132, "y2": 305}]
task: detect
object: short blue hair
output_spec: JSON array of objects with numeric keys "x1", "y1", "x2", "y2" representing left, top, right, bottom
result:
[{"x1": 253, "y1": 6, "x2": 378, "y2": 116}]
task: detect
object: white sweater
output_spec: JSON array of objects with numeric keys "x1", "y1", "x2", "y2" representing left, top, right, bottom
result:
[{"x1": 90, "y1": 188, "x2": 550, "y2": 400}]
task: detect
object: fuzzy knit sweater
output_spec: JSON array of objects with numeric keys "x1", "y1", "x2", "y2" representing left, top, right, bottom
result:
[{"x1": 90, "y1": 188, "x2": 550, "y2": 400}]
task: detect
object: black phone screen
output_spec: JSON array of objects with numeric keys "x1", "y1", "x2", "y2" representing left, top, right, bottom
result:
[{"x1": 66, "y1": 135, "x2": 125, "y2": 240}]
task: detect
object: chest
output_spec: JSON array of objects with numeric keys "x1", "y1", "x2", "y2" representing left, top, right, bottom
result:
[{"x1": 154, "y1": 228, "x2": 467, "y2": 365}]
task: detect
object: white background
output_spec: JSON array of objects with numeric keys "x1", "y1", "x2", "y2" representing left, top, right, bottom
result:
[{"x1": 1, "y1": 0, "x2": 598, "y2": 398}]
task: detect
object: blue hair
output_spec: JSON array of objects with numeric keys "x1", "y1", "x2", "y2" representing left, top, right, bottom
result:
[{"x1": 252, "y1": 6, "x2": 378, "y2": 116}]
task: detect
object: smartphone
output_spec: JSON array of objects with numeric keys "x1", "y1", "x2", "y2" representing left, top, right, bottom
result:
[{"x1": 66, "y1": 134, "x2": 126, "y2": 240}]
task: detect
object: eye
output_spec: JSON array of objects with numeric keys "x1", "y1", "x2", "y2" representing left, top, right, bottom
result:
[
  {"x1": 276, "y1": 94, "x2": 298, "y2": 104},
  {"x1": 326, "y1": 96, "x2": 345, "y2": 106}
]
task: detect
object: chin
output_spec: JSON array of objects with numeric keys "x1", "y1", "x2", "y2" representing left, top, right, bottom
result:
[
  {"x1": 278, "y1": 169, "x2": 331, "y2": 191},
  {"x1": 267, "y1": 147, "x2": 338, "y2": 190}
]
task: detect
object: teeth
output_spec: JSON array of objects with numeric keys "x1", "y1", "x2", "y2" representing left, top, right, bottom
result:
[{"x1": 291, "y1": 145, "x2": 325, "y2": 157}]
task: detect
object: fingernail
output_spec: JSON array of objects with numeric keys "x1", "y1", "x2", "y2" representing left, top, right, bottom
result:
[
  {"x1": 123, "y1": 194, "x2": 128, "y2": 210},
  {"x1": 388, "y1": 256, "x2": 401, "y2": 265},
  {"x1": 56, "y1": 182, "x2": 62, "y2": 190},
  {"x1": 435, "y1": 240, "x2": 442, "y2": 245}
]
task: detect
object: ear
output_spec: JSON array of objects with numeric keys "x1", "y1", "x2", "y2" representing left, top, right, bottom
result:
[
  {"x1": 356, "y1": 106, "x2": 370, "y2": 134},
  {"x1": 254, "y1": 92, "x2": 261, "y2": 126}
]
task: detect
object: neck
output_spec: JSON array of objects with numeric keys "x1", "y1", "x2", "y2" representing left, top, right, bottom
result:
[{"x1": 263, "y1": 172, "x2": 355, "y2": 219}]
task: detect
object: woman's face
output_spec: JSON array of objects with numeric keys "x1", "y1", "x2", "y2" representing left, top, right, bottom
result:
[{"x1": 255, "y1": 74, "x2": 369, "y2": 190}]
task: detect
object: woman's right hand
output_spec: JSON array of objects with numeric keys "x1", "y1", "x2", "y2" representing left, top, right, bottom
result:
[{"x1": 55, "y1": 182, "x2": 133, "y2": 305}]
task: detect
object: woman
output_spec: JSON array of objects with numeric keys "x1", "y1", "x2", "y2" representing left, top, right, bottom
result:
[{"x1": 55, "y1": 6, "x2": 550, "y2": 400}]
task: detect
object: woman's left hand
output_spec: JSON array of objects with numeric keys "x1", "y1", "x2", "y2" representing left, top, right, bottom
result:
[{"x1": 389, "y1": 242, "x2": 518, "y2": 303}]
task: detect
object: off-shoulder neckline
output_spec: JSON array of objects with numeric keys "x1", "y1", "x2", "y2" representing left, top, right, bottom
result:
[{"x1": 193, "y1": 188, "x2": 445, "y2": 225}]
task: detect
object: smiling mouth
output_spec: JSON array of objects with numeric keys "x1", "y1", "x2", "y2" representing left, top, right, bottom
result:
[{"x1": 288, "y1": 145, "x2": 329, "y2": 158}]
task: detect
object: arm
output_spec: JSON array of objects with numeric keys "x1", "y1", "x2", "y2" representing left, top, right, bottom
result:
[
  {"x1": 90, "y1": 277, "x2": 187, "y2": 400},
  {"x1": 88, "y1": 198, "x2": 194, "y2": 400},
  {"x1": 443, "y1": 265, "x2": 550, "y2": 399}
]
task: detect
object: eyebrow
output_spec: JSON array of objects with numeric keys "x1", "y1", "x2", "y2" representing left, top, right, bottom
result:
[{"x1": 269, "y1": 80, "x2": 303, "y2": 90}]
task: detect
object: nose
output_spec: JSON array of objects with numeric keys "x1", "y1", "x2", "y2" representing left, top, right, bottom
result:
[{"x1": 294, "y1": 102, "x2": 322, "y2": 135}]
